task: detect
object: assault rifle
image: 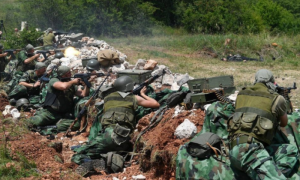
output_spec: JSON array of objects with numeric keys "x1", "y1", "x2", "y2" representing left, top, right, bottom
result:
[
  {"x1": 132, "y1": 70, "x2": 166, "y2": 96},
  {"x1": 38, "y1": 65, "x2": 58, "y2": 83},
  {"x1": 64, "y1": 73, "x2": 110, "y2": 136},
  {"x1": 73, "y1": 73, "x2": 105, "y2": 88},
  {"x1": 36, "y1": 50, "x2": 51, "y2": 60},
  {"x1": 4, "y1": 49, "x2": 21, "y2": 60},
  {"x1": 276, "y1": 82, "x2": 297, "y2": 96},
  {"x1": 276, "y1": 82, "x2": 297, "y2": 114}
]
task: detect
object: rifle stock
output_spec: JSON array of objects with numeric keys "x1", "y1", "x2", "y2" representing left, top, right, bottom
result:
[{"x1": 64, "y1": 74, "x2": 110, "y2": 136}]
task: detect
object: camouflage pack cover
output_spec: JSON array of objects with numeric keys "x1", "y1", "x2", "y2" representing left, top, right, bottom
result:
[{"x1": 176, "y1": 101, "x2": 235, "y2": 179}]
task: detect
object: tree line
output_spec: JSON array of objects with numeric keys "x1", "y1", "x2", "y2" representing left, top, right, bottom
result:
[{"x1": 2, "y1": 0, "x2": 300, "y2": 37}]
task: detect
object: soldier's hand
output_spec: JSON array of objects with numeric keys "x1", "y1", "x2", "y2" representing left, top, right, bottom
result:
[
  {"x1": 140, "y1": 86, "x2": 147, "y2": 95},
  {"x1": 33, "y1": 81, "x2": 41, "y2": 88},
  {"x1": 3, "y1": 52, "x2": 8, "y2": 56},
  {"x1": 72, "y1": 78, "x2": 81, "y2": 85},
  {"x1": 88, "y1": 75, "x2": 97, "y2": 82},
  {"x1": 35, "y1": 53, "x2": 41, "y2": 58}
]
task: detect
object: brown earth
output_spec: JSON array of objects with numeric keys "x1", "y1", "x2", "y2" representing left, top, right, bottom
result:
[
  {"x1": 0, "y1": 92, "x2": 9, "y2": 112},
  {"x1": 1, "y1": 103, "x2": 205, "y2": 180}
]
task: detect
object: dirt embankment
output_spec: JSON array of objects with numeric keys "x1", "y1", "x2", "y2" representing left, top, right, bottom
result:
[{"x1": 2, "y1": 102, "x2": 205, "y2": 179}]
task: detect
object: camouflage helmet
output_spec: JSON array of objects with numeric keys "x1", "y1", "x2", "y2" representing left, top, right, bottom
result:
[
  {"x1": 57, "y1": 66, "x2": 70, "y2": 77},
  {"x1": 55, "y1": 52, "x2": 64, "y2": 59},
  {"x1": 113, "y1": 76, "x2": 134, "y2": 92},
  {"x1": 16, "y1": 98, "x2": 29, "y2": 110},
  {"x1": 86, "y1": 59, "x2": 100, "y2": 71},
  {"x1": 35, "y1": 62, "x2": 47, "y2": 71}
]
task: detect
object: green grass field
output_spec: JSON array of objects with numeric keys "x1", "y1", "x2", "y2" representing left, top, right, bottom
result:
[{"x1": 103, "y1": 32, "x2": 300, "y2": 108}]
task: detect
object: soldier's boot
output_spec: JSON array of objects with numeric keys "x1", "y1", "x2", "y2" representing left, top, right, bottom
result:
[
  {"x1": 75, "y1": 161, "x2": 94, "y2": 177},
  {"x1": 92, "y1": 159, "x2": 106, "y2": 172}
]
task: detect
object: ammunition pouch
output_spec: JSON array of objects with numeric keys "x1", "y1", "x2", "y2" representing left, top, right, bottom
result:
[
  {"x1": 228, "y1": 112, "x2": 275, "y2": 145},
  {"x1": 100, "y1": 152, "x2": 124, "y2": 173},
  {"x1": 111, "y1": 124, "x2": 131, "y2": 145},
  {"x1": 101, "y1": 107, "x2": 135, "y2": 130}
]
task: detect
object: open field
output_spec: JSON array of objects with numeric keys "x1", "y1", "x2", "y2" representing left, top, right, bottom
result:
[{"x1": 104, "y1": 34, "x2": 300, "y2": 108}]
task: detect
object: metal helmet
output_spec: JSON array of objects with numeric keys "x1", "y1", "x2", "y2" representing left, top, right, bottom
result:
[
  {"x1": 25, "y1": 44, "x2": 34, "y2": 52},
  {"x1": 55, "y1": 52, "x2": 64, "y2": 59},
  {"x1": 57, "y1": 66, "x2": 70, "y2": 77},
  {"x1": 16, "y1": 98, "x2": 29, "y2": 110},
  {"x1": 35, "y1": 62, "x2": 47, "y2": 71},
  {"x1": 113, "y1": 76, "x2": 134, "y2": 92},
  {"x1": 86, "y1": 59, "x2": 100, "y2": 71}
]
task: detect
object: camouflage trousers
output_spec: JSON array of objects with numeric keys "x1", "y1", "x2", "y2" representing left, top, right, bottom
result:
[
  {"x1": 28, "y1": 107, "x2": 74, "y2": 127},
  {"x1": 71, "y1": 126, "x2": 131, "y2": 164},
  {"x1": 229, "y1": 142, "x2": 299, "y2": 179}
]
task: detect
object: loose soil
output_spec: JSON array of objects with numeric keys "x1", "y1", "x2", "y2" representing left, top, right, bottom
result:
[
  {"x1": 0, "y1": 92, "x2": 9, "y2": 112},
  {"x1": 1, "y1": 103, "x2": 205, "y2": 180}
]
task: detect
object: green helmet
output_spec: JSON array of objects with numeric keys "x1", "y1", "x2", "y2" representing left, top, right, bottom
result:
[
  {"x1": 57, "y1": 66, "x2": 70, "y2": 77},
  {"x1": 35, "y1": 62, "x2": 47, "y2": 71},
  {"x1": 16, "y1": 98, "x2": 29, "y2": 110},
  {"x1": 113, "y1": 76, "x2": 134, "y2": 92},
  {"x1": 55, "y1": 52, "x2": 64, "y2": 59},
  {"x1": 86, "y1": 59, "x2": 100, "y2": 71},
  {"x1": 25, "y1": 44, "x2": 34, "y2": 51}
]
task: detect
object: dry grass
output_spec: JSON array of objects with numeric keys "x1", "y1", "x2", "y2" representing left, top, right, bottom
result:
[{"x1": 105, "y1": 35, "x2": 300, "y2": 109}]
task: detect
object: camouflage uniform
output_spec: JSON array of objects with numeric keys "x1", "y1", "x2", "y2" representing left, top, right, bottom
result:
[
  {"x1": 228, "y1": 82, "x2": 299, "y2": 179},
  {"x1": 17, "y1": 50, "x2": 37, "y2": 72},
  {"x1": 176, "y1": 101, "x2": 237, "y2": 180},
  {"x1": 4, "y1": 59, "x2": 18, "y2": 75},
  {"x1": 8, "y1": 70, "x2": 41, "y2": 103},
  {"x1": 176, "y1": 100, "x2": 300, "y2": 179},
  {"x1": 0, "y1": 51, "x2": 10, "y2": 80},
  {"x1": 71, "y1": 91, "x2": 137, "y2": 164},
  {"x1": 28, "y1": 77, "x2": 76, "y2": 126}
]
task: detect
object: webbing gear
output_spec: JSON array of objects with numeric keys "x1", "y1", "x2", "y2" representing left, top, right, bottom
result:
[
  {"x1": 229, "y1": 135, "x2": 261, "y2": 150},
  {"x1": 228, "y1": 111, "x2": 275, "y2": 145},
  {"x1": 229, "y1": 83, "x2": 278, "y2": 145}
]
